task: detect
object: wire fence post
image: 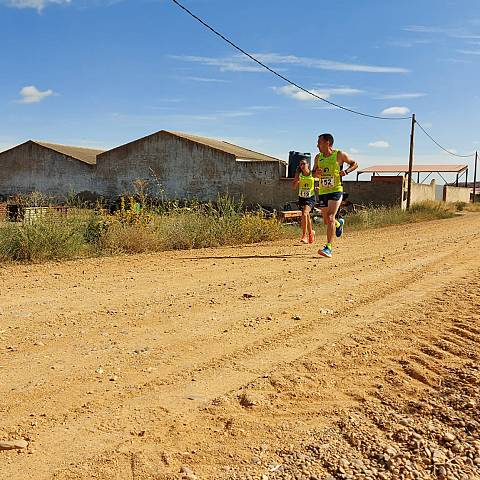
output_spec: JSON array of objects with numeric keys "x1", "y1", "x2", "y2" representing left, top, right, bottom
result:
[
  {"x1": 474, "y1": 151, "x2": 478, "y2": 203},
  {"x1": 406, "y1": 113, "x2": 416, "y2": 210}
]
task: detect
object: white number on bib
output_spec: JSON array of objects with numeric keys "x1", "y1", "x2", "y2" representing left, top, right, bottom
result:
[
  {"x1": 321, "y1": 176, "x2": 334, "y2": 187},
  {"x1": 299, "y1": 189, "x2": 311, "y2": 198}
]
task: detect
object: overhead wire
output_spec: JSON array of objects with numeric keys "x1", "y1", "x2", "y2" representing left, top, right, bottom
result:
[
  {"x1": 171, "y1": 0, "x2": 477, "y2": 158},
  {"x1": 415, "y1": 120, "x2": 475, "y2": 158},
  {"x1": 170, "y1": 0, "x2": 412, "y2": 121}
]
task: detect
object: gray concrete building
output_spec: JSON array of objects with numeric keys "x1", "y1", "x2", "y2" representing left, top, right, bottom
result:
[
  {"x1": 0, "y1": 140, "x2": 104, "y2": 200},
  {"x1": 96, "y1": 130, "x2": 288, "y2": 206},
  {"x1": 1, "y1": 135, "x2": 473, "y2": 210},
  {"x1": 0, "y1": 132, "x2": 291, "y2": 207}
]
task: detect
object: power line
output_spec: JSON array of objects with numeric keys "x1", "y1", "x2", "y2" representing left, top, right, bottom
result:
[
  {"x1": 415, "y1": 120, "x2": 475, "y2": 158},
  {"x1": 171, "y1": 0, "x2": 477, "y2": 158},
  {"x1": 170, "y1": 0, "x2": 412, "y2": 121}
]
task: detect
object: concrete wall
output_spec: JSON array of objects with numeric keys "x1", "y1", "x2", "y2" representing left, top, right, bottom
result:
[
  {"x1": 408, "y1": 181, "x2": 436, "y2": 206},
  {"x1": 343, "y1": 177, "x2": 404, "y2": 207},
  {"x1": 0, "y1": 141, "x2": 96, "y2": 199},
  {"x1": 335, "y1": 177, "x2": 436, "y2": 210},
  {"x1": 443, "y1": 185, "x2": 471, "y2": 203},
  {"x1": 270, "y1": 176, "x2": 406, "y2": 210},
  {"x1": 96, "y1": 132, "x2": 287, "y2": 206},
  {"x1": 265, "y1": 178, "x2": 297, "y2": 209}
]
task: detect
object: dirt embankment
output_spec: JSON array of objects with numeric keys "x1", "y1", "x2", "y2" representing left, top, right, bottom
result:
[{"x1": 0, "y1": 214, "x2": 479, "y2": 479}]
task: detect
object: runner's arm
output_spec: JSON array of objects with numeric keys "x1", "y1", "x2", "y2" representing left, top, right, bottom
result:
[
  {"x1": 312, "y1": 154, "x2": 321, "y2": 178},
  {"x1": 338, "y1": 151, "x2": 358, "y2": 177}
]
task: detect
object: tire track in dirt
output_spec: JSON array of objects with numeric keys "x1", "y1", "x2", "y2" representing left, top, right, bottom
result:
[
  {"x1": 207, "y1": 276, "x2": 480, "y2": 479},
  {"x1": 0, "y1": 214, "x2": 479, "y2": 479}
]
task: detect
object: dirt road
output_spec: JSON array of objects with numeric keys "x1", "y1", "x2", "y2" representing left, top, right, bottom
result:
[{"x1": 1, "y1": 214, "x2": 479, "y2": 479}]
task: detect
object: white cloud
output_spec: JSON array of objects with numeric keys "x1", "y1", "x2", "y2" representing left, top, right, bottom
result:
[
  {"x1": 172, "y1": 53, "x2": 409, "y2": 74},
  {"x1": 403, "y1": 25, "x2": 480, "y2": 40},
  {"x1": 377, "y1": 93, "x2": 426, "y2": 100},
  {"x1": 381, "y1": 106, "x2": 411, "y2": 116},
  {"x1": 247, "y1": 106, "x2": 277, "y2": 111},
  {"x1": 311, "y1": 105, "x2": 340, "y2": 110},
  {"x1": 272, "y1": 85, "x2": 327, "y2": 101},
  {"x1": 169, "y1": 55, "x2": 265, "y2": 73},
  {"x1": 3, "y1": 0, "x2": 71, "y2": 11},
  {"x1": 453, "y1": 33, "x2": 480, "y2": 40},
  {"x1": 457, "y1": 49, "x2": 480, "y2": 55},
  {"x1": 403, "y1": 25, "x2": 451, "y2": 34},
  {"x1": 182, "y1": 76, "x2": 228, "y2": 83},
  {"x1": 441, "y1": 57, "x2": 473, "y2": 64},
  {"x1": 316, "y1": 87, "x2": 364, "y2": 95},
  {"x1": 272, "y1": 84, "x2": 362, "y2": 102},
  {"x1": 387, "y1": 39, "x2": 433, "y2": 48},
  {"x1": 110, "y1": 107, "x2": 264, "y2": 126},
  {"x1": 253, "y1": 53, "x2": 409, "y2": 73},
  {"x1": 17, "y1": 85, "x2": 54, "y2": 103},
  {"x1": 388, "y1": 40, "x2": 415, "y2": 48},
  {"x1": 350, "y1": 148, "x2": 360, "y2": 154},
  {"x1": 218, "y1": 110, "x2": 254, "y2": 118},
  {"x1": 368, "y1": 140, "x2": 390, "y2": 149}
]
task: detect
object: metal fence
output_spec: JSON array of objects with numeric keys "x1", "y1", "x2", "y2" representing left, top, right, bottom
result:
[{"x1": 2, "y1": 205, "x2": 70, "y2": 224}]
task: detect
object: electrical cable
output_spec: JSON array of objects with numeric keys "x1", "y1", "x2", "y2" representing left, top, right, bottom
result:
[
  {"x1": 171, "y1": 0, "x2": 412, "y2": 121},
  {"x1": 415, "y1": 120, "x2": 475, "y2": 158}
]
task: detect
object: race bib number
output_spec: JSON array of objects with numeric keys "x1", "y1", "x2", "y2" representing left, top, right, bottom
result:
[
  {"x1": 321, "y1": 176, "x2": 334, "y2": 187},
  {"x1": 299, "y1": 189, "x2": 312, "y2": 198}
]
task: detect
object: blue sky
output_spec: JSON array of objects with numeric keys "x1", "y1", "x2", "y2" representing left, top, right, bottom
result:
[{"x1": 1, "y1": 0, "x2": 479, "y2": 181}]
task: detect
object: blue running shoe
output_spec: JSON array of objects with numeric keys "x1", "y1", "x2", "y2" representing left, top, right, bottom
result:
[
  {"x1": 318, "y1": 245, "x2": 332, "y2": 258},
  {"x1": 336, "y1": 218, "x2": 345, "y2": 238}
]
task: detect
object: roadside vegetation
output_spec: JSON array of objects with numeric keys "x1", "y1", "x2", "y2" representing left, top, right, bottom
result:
[{"x1": 0, "y1": 196, "x2": 475, "y2": 263}]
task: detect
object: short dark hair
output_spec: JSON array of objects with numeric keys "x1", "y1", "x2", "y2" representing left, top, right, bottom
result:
[{"x1": 318, "y1": 133, "x2": 334, "y2": 146}]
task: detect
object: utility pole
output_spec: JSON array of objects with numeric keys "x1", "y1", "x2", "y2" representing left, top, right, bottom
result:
[
  {"x1": 474, "y1": 151, "x2": 478, "y2": 203},
  {"x1": 406, "y1": 113, "x2": 416, "y2": 210}
]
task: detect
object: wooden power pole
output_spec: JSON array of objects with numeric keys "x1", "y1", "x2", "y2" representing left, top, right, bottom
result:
[
  {"x1": 473, "y1": 151, "x2": 478, "y2": 203},
  {"x1": 406, "y1": 113, "x2": 416, "y2": 210}
]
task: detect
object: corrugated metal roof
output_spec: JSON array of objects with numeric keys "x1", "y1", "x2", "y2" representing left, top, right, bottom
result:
[
  {"x1": 165, "y1": 131, "x2": 286, "y2": 164},
  {"x1": 34, "y1": 141, "x2": 105, "y2": 165},
  {"x1": 358, "y1": 164, "x2": 467, "y2": 174}
]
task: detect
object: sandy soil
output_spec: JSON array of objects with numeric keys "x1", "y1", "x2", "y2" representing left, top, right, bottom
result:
[{"x1": 0, "y1": 214, "x2": 479, "y2": 479}]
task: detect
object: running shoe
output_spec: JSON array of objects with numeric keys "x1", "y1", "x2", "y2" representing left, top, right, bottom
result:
[
  {"x1": 300, "y1": 236, "x2": 308, "y2": 244},
  {"x1": 318, "y1": 245, "x2": 332, "y2": 258},
  {"x1": 336, "y1": 218, "x2": 345, "y2": 238}
]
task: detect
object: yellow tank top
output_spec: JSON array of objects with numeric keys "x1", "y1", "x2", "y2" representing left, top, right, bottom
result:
[
  {"x1": 298, "y1": 172, "x2": 315, "y2": 198},
  {"x1": 316, "y1": 150, "x2": 343, "y2": 194}
]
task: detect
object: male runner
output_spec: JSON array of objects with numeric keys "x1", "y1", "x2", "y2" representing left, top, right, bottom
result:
[{"x1": 313, "y1": 133, "x2": 358, "y2": 258}]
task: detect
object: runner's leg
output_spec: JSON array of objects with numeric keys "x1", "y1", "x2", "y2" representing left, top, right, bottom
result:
[
  {"x1": 326, "y1": 199, "x2": 342, "y2": 246},
  {"x1": 304, "y1": 205, "x2": 312, "y2": 234},
  {"x1": 321, "y1": 207, "x2": 328, "y2": 225},
  {"x1": 300, "y1": 205, "x2": 308, "y2": 242}
]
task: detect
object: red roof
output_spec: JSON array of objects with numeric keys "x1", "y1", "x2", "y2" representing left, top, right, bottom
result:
[{"x1": 358, "y1": 164, "x2": 467, "y2": 174}]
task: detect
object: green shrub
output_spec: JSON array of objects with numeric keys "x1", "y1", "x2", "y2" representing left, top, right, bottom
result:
[
  {"x1": 0, "y1": 197, "x2": 463, "y2": 264},
  {"x1": 0, "y1": 217, "x2": 87, "y2": 262}
]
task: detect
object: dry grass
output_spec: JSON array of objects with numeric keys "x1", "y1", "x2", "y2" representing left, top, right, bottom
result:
[
  {"x1": 0, "y1": 198, "x2": 476, "y2": 263},
  {"x1": 0, "y1": 217, "x2": 88, "y2": 262},
  {"x1": 283, "y1": 200, "x2": 458, "y2": 238},
  {"x1": 455, "y1": 201, "x2": 480, "y2": 212},
  {"x1": 0, "y1": 196, "x2": 283, "y2": 262}
]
